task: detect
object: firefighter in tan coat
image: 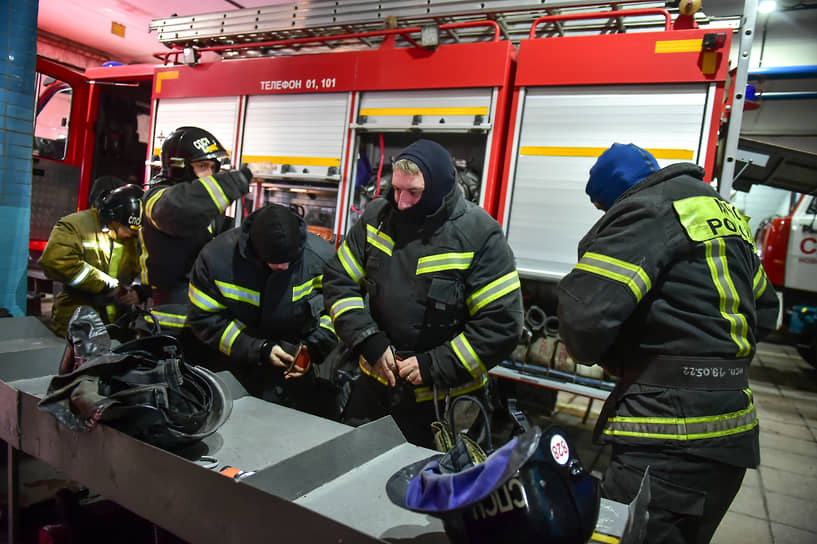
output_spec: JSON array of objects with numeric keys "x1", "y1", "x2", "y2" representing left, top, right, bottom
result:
[{"x1": 39, "y1": 181, "x2": 150, "y2": 337}]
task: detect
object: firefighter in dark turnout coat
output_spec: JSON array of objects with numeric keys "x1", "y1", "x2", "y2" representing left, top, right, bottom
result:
[
  {"x1": 322, "y1": 139, "x2": 523, "y2": 447},
  {"x1": 140, "y1": 126, "x2": 250, "y2": 308},
  {"x1": 187, "y1": 204, "x2": 338, "y2": 411},
  {"x1": 557, "y1": 143, "x2": 780, "y2": 543}
]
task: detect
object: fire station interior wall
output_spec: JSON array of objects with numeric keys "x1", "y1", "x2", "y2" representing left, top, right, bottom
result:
[
  {"x1": 242, "y1": 93, "x2": 349, "y2": 180},
  {"x1": 506, "y1": 84, "x2": 711, "y2": 280},
  {"x1": 2, "y1": 0, "x2": 38, "y2": 315},
  {"x1": 347, "y1": 88, "x2": 494, "y2": 228},
  {"x1": 151, "y1": 97, "x2": 240, "y2": 165}
]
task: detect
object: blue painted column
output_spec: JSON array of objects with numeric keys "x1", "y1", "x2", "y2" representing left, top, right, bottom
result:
[{"x1": 0, "y1": 0, "x2": 38, "y2": 315}]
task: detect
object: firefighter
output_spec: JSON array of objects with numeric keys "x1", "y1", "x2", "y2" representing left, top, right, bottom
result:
[
  {"x1": 39, "y1": 180, "x2": 150, "y2": 337},
  {"x1": 140, "y1": 126, "x2": 251, "y2": 307},
  {"x1": 187, "y1": 204, "x2": 340, "y2": 416},
  {"x1": 322, "y1": 139, "x2": 524, "y2": 448},
  {"x1": 557, "y1": 143, "x2": 780, "y2": 543}
]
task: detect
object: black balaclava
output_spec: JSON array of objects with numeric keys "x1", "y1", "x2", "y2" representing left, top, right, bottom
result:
[
  {"x1": 390, "y1": 139, "x2": 456, "y2": 223},
  {"x1": 249, "y1": 204, "x2": 306, "y2": 264}
]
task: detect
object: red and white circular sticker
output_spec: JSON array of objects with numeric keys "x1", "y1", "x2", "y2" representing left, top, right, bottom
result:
[{"x1": 550, "y1": 434, "x2": 570, "y2": 465}]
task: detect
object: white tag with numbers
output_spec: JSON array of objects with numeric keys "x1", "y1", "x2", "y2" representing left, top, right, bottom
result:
[{"x1": 550, "y1": 434, "x2": 570, "y2": 465}]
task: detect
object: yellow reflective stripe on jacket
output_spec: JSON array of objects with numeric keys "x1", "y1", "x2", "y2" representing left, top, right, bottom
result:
[
  {"x1": 330, "y1": 296, "x2": 365, "y2": 322},
  {"x1": 450, "y1": 332, "x2": 487, "y2": 379},
  {"x1": 366, "y1": 224, "x2": 394, "y2": 256},
  {"x1": 704, "y1": 238, "x2": 751, "y2": 357},
  {"x1": 604, "y1": 389, "x2": 757, "y2": 440},
  {"x1": 673, "y1": 196, "x2": 755, "y2": 248},
  {"x1": 416, "y1": 252, "x2": 474, "y2": 275},
  {"x1": 138, "y1": 229, "x2": 150, "y2": 284},
  {"x1": 105, "y1": 242, "x2": 125, "y2": 323},
  {"x1": 82, "y1": 240, "x2": 102, "y2": 250},
  {"x1": 575, "y1": 252, "x2": 652, "y2": 302},
  {"x1": 144, "y1": 187, "x2": 167, "y2": 230},
  {"x1": 200, "y1": 175, "x2": 230, "y2": 212},
  {"x1": 215, "y1": 280, "x2": 260, "y2": 306},
  {"x1": 219, "y1": 320, "x2": 245, "y2": 356},
  {"x1": 292, "y1": 275, "x2": 322, "y2": 302},
  {"x1": 319, "y1": 314, "x2": 336, "y2": 335},
  {"x1": 338, "y1": 241, "x2": 365, "y2": 285},
  {"x1": 144, "y1": 311, "x2": 187, "y2": 329},
  {"x1": 414, "y1": 375, "x2": 488, "y2": 403},
  {"x1": 68, "y1": 262, "x2": 94, "y2": 286},
  {"x1": 189, "y1": 283, "x2": 227, "y2": 312},
  {"x1": 466, "y1": 270, "x2": 521, "y2": 316},
  {"x1": 753, "y1": 267, "x2": 768, "y2": 300},
  {"x1": 358, "y1": 357, "x2": 389, "y2": 386}
]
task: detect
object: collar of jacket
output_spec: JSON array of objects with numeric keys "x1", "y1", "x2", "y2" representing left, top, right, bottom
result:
[
  {"x1": 380, "y1": 185, "x2": 467, "y2": 237},
  {"x1": 614, "y1": 162, "x2": 705, "y2": 204}
]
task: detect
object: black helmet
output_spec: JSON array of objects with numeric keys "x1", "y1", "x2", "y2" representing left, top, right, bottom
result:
[
  {"x1": 42, "y1": 307, "x2": 233, "y2": 451},
  {"x1": 161, "y1": 126, "x2": 229, "y2": 182},
  {"x1": 99, "y1": 184, "x2": 143, "y2": 232},
  {"x1": 89, "y1": 175, "x2": 126, "y2": 209},
  {"x1": 387, "y1": 425, "x2": 600, "y2": 544}
]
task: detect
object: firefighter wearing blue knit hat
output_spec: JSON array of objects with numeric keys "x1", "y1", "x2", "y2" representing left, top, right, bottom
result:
[
  {"x1": 557, "y1": 143, "x2": 780, "y2": 542},
  {"x1": 585, "y1": 143, "x2": 659, "y2": 211}
]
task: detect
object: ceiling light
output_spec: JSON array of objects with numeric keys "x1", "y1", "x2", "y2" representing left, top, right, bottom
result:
[{"x1": 758, "y1": 1, "x2": 777, "y2": 13}]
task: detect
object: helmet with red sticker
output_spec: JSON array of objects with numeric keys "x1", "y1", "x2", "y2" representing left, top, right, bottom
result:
[{"x1": 386, "y1": 425, "x2": 600, "y2": 543}]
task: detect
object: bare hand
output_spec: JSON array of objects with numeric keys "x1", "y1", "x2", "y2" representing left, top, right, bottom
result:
[
  {"x1": 268, "y1": 345, "x2": 294, "y2": 368},
  {"x1": 115, "y1": 287, "x2": 140, "y2": 306},
  {"x1": 396, "y1": 356, "x2": 424, "y2": 385}
]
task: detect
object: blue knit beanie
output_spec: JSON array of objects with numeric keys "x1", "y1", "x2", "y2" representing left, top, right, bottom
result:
[{"x1": 586, "y1": 143, "x2": 659, "y2": 211}]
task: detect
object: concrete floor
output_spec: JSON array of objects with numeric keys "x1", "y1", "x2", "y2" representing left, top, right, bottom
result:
[{"x1": 534, "y1": 340, "x2": 817, "y2": 544}]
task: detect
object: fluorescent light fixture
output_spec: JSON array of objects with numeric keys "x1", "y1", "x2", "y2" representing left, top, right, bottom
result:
[{"x1": 758, "y1": 0, "x2": 777, "y2": 13}]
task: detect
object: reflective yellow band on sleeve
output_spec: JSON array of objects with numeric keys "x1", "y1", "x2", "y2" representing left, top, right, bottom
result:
[
  {"x1": 199, "y1": 175, "x2": 230, "y2": 212},
  {"x1": 330, "y1": 296, "x2": 365, "y2": 322},
  {"x1": 417, "y1": 252, "x2": 474, "y2": 275},
  {"x1": 704, "y1": 239, "x2": 751, "y2": 357},
  {"x1": 292, "y1": 275, "x2": 323, "y2": 302},
  {"x1": 366, "y1": 224, "x2": 394, "y2": 257},
  {"x1": 450, "y1": 332, "x2": 487, "y2": 379},
  {"x1": 466, "y1": 270, "x2": 521, "y2": 316},
  {"x1": 68, "y1": 262, "x2": 94, "y2": 286},
  {"x1": 189, "y1": 283, "x2": 227, "y2": 312},
  {"x1": 215, "y1": 280, "x2": 261, "y2": 306},
  {"x1": 82, "y1": 240, "x2": 102, "y2": 250},
  {"x1": 574, "y1": 252, "x2": 652, "y2": 302},
  {"x1": 319, "y1": 314, "x2": 336, "y2": 336},
  {"x1": 338, "y1": 241, "x2": 365, "y2": 285},
  {"x1": 753, "y1": 266, "x2": 768, "y2": 300},
  {"x1": 219, "y1": 320, "x2": 245, "y2": 356}
]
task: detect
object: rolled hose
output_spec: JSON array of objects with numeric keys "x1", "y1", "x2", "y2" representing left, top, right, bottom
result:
[{"x1": 524, "y1": 305, "x2": 547, "y2": 332}]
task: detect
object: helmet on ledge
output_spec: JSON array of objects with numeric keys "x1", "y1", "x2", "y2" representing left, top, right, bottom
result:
[{"x1": 387, "y1": 425, "x2": 600, "y2": 544}]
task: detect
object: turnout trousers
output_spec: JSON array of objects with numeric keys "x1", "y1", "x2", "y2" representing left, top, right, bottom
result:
[{"x1": 602, "y1": 445, "x2": 746, "y2": 544}]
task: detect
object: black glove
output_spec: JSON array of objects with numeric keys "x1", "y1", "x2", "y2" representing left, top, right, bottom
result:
[
  {"x1": 216, "y1": 169, "x2": 251, "y2": 199},
  {"x1": 240, "y1": 165, "x2": 253, "y2": 187}
]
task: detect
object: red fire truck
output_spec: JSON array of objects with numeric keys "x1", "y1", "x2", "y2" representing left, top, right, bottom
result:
[{"x1": 30, "y1": 1, "x2": 737, "y2": 396}]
